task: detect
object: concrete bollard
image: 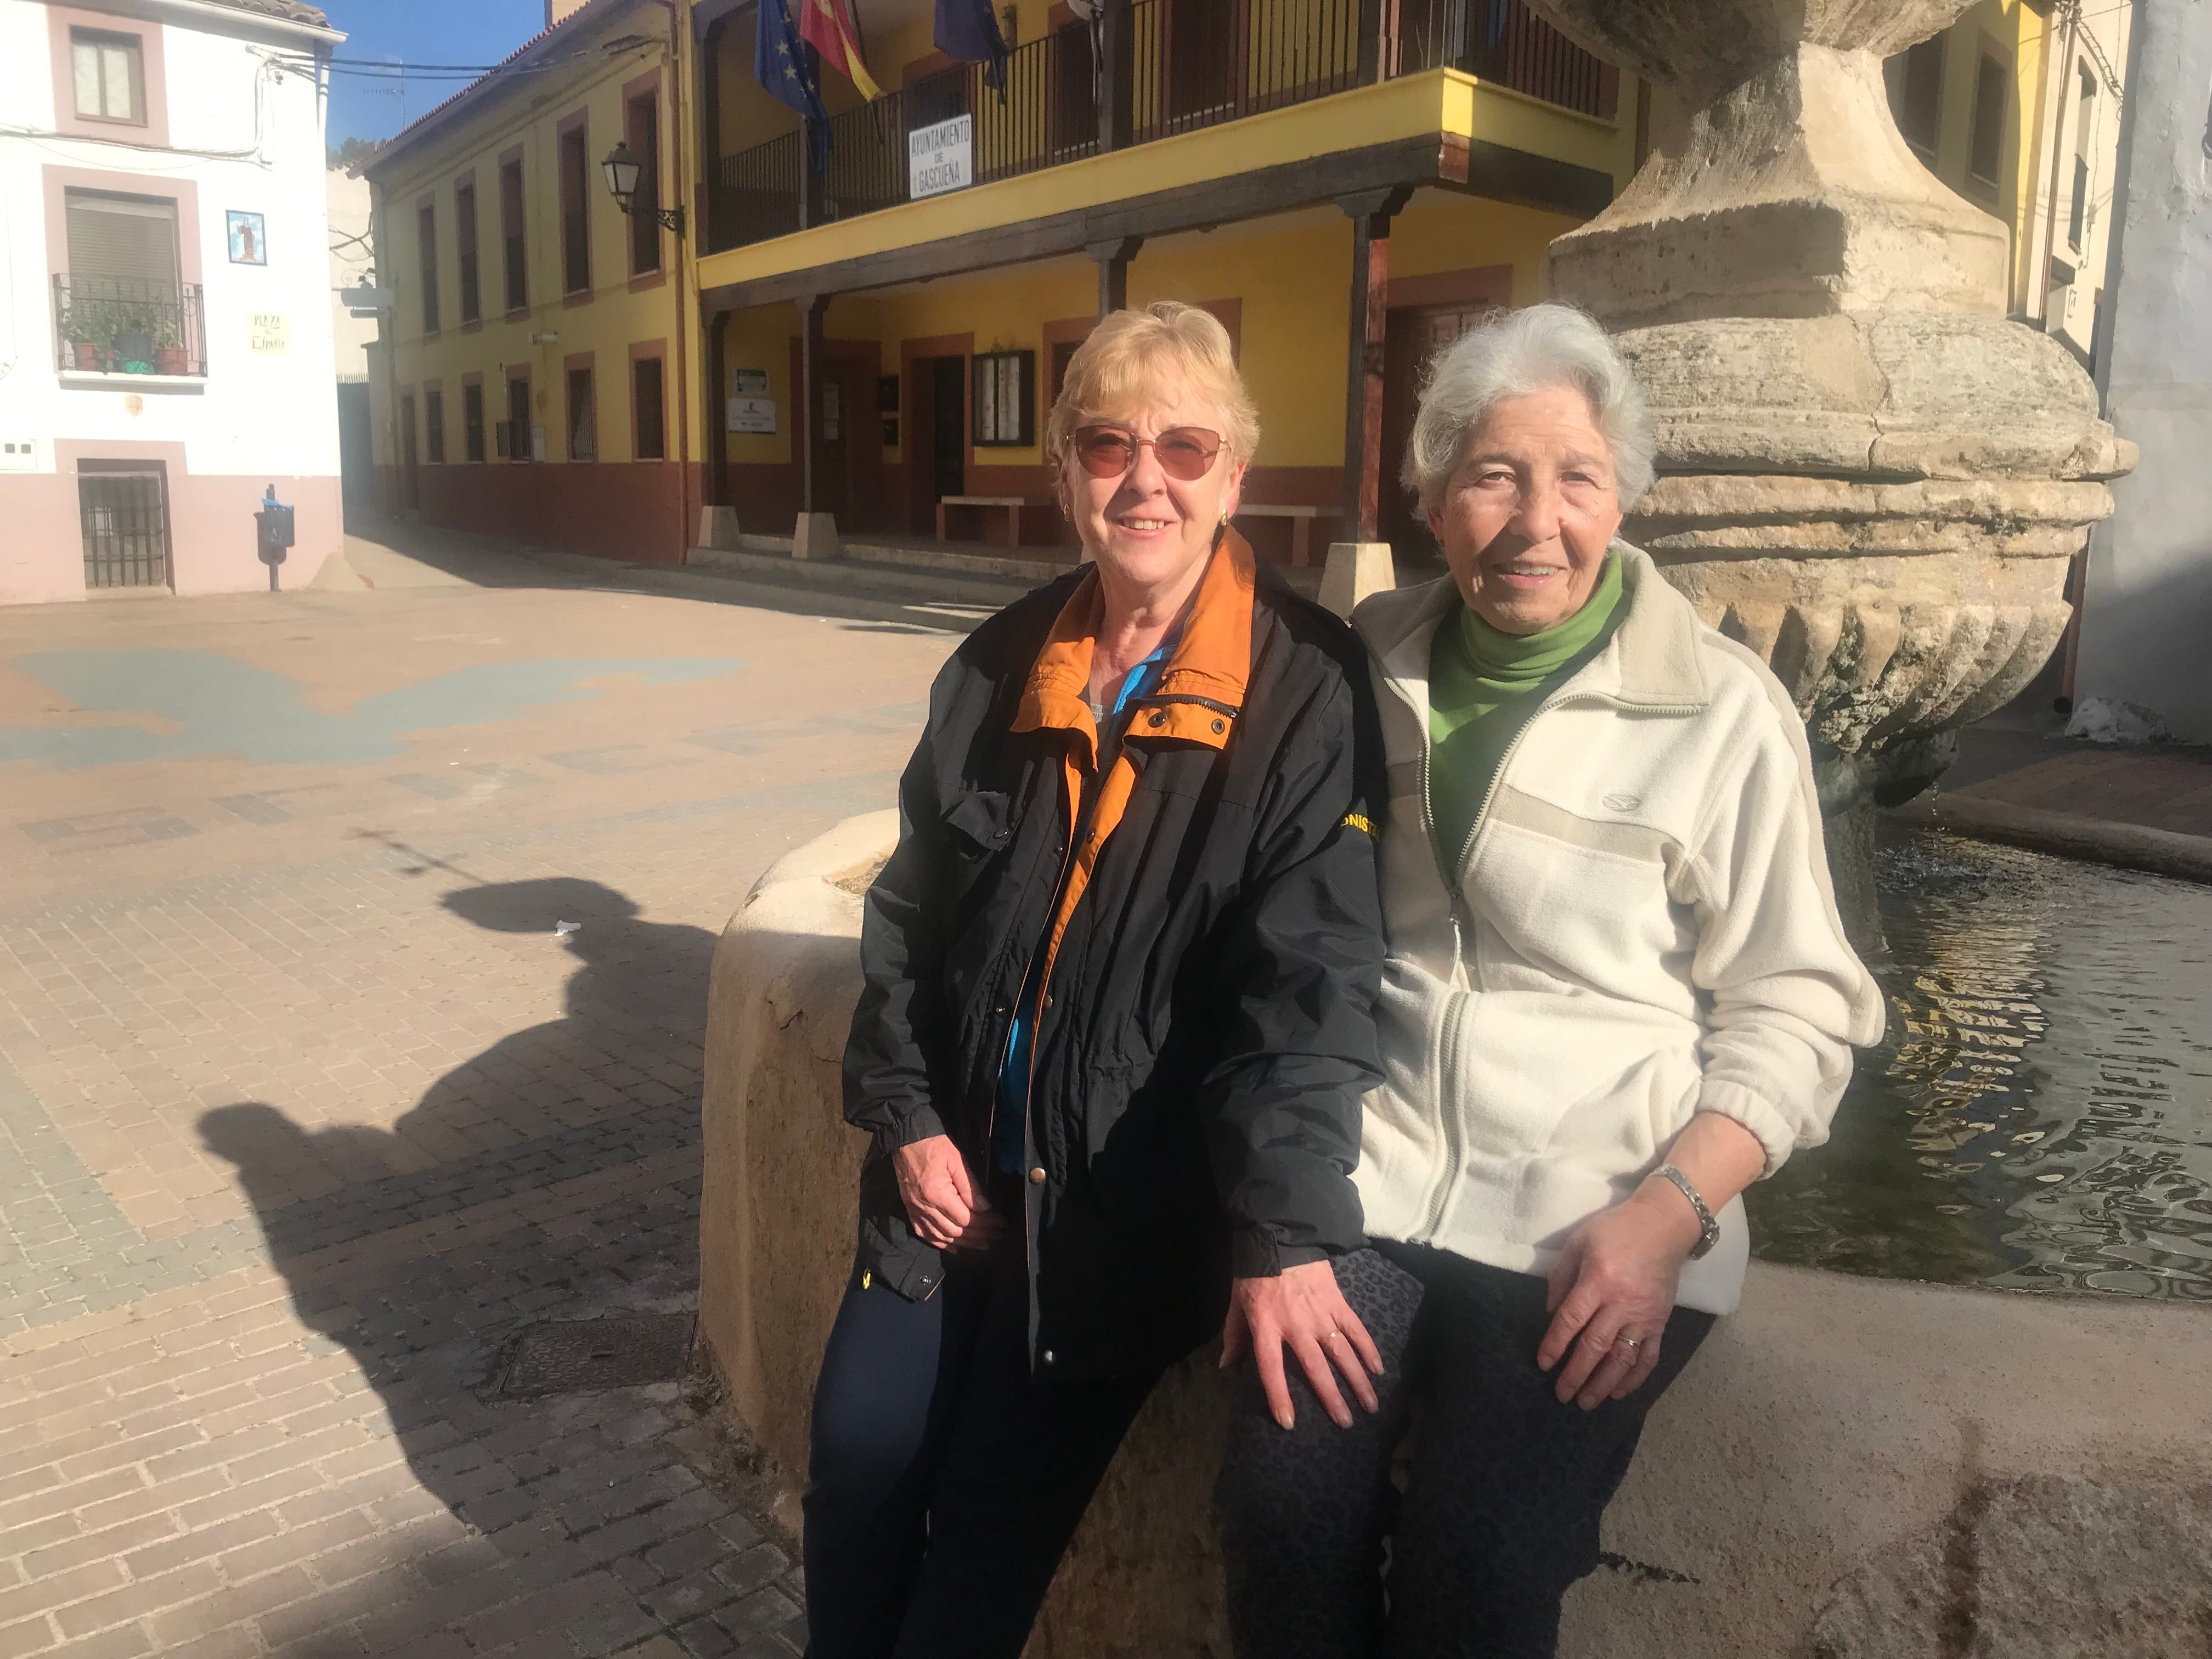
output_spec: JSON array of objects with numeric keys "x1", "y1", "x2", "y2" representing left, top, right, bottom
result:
[
  {"x1": 697, "y1": 505, "x2": 742, "y2": 551},
  {"x1": 1318, "y1": 540, "x2": 1395, "y2": 618},
  {"x1": 792, "y1": 512, "x2": 843, "y2": 562}
]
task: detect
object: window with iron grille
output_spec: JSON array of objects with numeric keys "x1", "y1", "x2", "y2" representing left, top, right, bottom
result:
[
  {"x1": 417, "y1": 201, "x2": 439, "y2": 333},
  {"x1": 559, "y1": 127, "x2": 591, "y2": 295},
  {"x1": 425, "y1": 390, "x2": 445, "y2": 464},
  {"x1": 71, "y1": 29, "x2": 144, "y2": 125},
  {"x1": 500, "y1": 160, "x2": 527, "y2": 313},
  {"x1": 60, "y1": 191, "x2": 196, "y2": 375},
  {"x1": 78, "y1": 469, "x2": 170, "y2": 590},
  {"x1": 456, "y1": 180, "x2": 481, "y2": 324},
  {"x1": 633, "y1": 356, "x2": 665, "y2": 460},
  {"x1": 1966, "y1": 53, "x2": 2007, "y2": 191},
  {"x1": 627, "y1": 93, "x2": 662, "y2": 276},
  {"x1": 568, "y1": 366, "x2": 596, "y2": 460},
  {"x1": 464, "y1": 383, "x2": 486, "y2": 462}
]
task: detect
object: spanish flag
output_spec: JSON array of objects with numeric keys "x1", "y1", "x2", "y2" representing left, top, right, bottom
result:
[{"x1": 799, "y1": 0, "x2": 881, "y2": 100}]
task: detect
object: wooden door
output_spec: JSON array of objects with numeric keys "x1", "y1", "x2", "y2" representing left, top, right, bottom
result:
[
  {"x1": 1166, "y1": 0, "x2": 1242, "y2": 129},
  {"x1": 906, "y1": 355, "x2": 968, "y2": 535},
  {"x1": 1381, "y1": 302, "x2": 1489, "y2": 564}
]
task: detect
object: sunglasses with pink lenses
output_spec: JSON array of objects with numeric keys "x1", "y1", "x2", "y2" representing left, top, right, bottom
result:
[{"x1": 1071, "y1": 424, "x2": 1224, "y2": 481}]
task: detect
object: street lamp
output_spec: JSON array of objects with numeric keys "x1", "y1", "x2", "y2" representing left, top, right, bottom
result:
[{"x1": 601, "y1": 139, "x2": 685, "y2": 236}]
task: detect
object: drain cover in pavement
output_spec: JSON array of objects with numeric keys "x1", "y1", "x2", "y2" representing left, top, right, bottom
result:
[{"x1": 501, "y1": 1313, "x2": 696, "y2": 1396}]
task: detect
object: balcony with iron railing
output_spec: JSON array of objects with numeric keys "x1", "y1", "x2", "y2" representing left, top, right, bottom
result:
[
  {"x1": 53, "y1": 275, "x2": 208, "y2": 379},
  {"x1": 706, "y1": 0, "x2": 1615, "y2": 256}
]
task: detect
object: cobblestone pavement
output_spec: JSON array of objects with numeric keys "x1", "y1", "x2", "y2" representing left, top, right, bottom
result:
[{"x1": 0, "y1": 543, "x2": 957, "y2": 1656}]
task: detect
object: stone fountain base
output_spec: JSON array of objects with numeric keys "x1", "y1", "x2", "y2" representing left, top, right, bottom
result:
[{"x1": 701, "y1": 816, "x2": 2212, "y2": 1659}]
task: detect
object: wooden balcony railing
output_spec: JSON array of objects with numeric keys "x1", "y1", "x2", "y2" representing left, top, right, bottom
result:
[{"x1": 706, "y1": 0, "x2": 1612, "y2": 255}]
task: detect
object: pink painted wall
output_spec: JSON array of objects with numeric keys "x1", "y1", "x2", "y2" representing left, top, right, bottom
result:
[
  {"x1": 0, "y1": 474, "x2": 92, "y2": 606},
  {"x1": 2, "y1": 444, "x2": 341, "y2": 605}
]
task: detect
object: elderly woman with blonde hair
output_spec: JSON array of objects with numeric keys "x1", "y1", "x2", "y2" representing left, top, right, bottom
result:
[
  {"x1": 806, "y1": 301, "x2": 1392, "y2": 1658},
  {"x1": 1216, "y1": 303, "x2": 1884, "y2": 1658}
]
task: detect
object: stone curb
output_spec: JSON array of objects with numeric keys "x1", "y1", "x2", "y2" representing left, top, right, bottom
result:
[{"x1": 1893, "y1": 792, "x2": 2212, "y2": 884}]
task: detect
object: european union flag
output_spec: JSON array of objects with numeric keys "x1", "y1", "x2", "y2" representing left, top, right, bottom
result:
[
  {"x1": 755, "y1": 0, "x2": 831, "y2": 171},
  {"x1": 934, "y1": 0, "x2": 1008, "y2": 98}
]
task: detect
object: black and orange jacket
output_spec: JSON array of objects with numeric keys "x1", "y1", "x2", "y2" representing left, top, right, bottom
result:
[{"x1": 843, "y1": 532, "x2": 1386, "y2": 1380}]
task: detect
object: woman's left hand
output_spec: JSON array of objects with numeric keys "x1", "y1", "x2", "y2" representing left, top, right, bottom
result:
[{"x1": 1536, "y1": 1184, "x2": 1701, "y2": 1410}]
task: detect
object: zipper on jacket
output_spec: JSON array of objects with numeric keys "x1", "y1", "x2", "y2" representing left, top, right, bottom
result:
[
  {"x1": 1413, "y1": 709, "x2": 1471, "y2": 1243},
  {"x1": 1418, "y1": 989, "x2": 1470, "y2": 1238},
  {"x1": 1413, "y1": 682, "x2": 1601, "y2": 1246},
  {"x1": 993, "y1": 703, "x2": 1135, "y2": 1309}
]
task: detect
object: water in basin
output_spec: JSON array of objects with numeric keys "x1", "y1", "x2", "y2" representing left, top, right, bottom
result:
[{"x1": 1745, "y1": 822, "x2": 2212, "y2": 1299}]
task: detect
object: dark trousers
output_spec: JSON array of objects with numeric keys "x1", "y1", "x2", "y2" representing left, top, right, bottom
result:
[
  {"x1": 802, "y1": 1235, "x2": 1163, "y2": 1659},
  {"x1": 1217, "y1": 1243, "x2": 1715, "y2": 1659}
]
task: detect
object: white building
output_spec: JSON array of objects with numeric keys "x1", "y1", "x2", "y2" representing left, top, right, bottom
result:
[
  {"x1": 0, "y1": 0, "x2": 345, "y2": 603},
  {"x1": 2075, "y1": 0, "x2": 2212, "y2": 743}
]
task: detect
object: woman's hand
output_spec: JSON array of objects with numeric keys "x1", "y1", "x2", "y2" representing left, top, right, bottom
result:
[
  {"x1": 1221, "y1": 1259, "x2": 1383, "y2": 1431},
  {"x1": 1537, "y1": 1184, "x2": 1699, "y2": 1410},
  {"x1": 892, "y1": 1135, "x2": 1007, "y2": 1252},
  {"x1": 1541, "y1": 1113, "x2": 1768, "y2": 1409}
]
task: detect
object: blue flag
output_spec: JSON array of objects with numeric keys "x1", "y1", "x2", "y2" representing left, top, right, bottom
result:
[
  {"x1": 755, "y1": 0, "x2": 831, "y2": 171},
  {"x1": 934, "y1": 0, "x2": 1008, "y2": 97}
]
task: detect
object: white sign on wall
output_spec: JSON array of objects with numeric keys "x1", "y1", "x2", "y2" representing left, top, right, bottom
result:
[
  {"x1": 909, "y1": 115, "x2": 973, "y2": 200},
  {"x1": 727, "y1": 397, "x2": 776, "y2": 434},
  {"x1": 249, "y1": 313, "x2": 290, "y2": 354}
]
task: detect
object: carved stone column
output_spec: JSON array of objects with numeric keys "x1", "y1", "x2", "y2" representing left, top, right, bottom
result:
[{"x1": 1527, "y1": 0, "x2": 2136, "y2": 945}]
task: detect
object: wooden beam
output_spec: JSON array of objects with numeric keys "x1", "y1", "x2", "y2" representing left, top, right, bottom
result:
[
  {"x1": 798, "y1": 294, "x2": 826, "y2": 515},
  {"x1": 701, "y1": 133, "x2": 1587, "y2": 315},
  {"x1": 1339, "y1": 187, "x2": 1410, "y2": 543},
  {"x1": 1088, "y1": 235, "x2": 1143, "y2": 314}
]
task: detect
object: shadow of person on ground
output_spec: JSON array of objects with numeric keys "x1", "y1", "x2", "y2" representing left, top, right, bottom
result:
[{"x1": 193, "y1": 881, "x2": 799, "y2": 1657}]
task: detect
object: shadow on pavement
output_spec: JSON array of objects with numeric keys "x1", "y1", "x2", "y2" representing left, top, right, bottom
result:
[{"x1": 194, "y1": 878, "x2": 805, "y2": 1656}]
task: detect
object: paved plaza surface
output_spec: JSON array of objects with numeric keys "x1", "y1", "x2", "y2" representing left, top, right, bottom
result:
[{"x1": 0, "y1": 533, "x2": 960, "y2": 1657}]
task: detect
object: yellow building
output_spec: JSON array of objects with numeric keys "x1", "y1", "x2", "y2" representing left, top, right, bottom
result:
[
  {"x1": 359, "y1": 1, "x2": 2129, "y2": 572},
  {"x1": 692, "y1": 0, "x2": 1640, "y2": 568},
  {"x1": 363, "y1": 0, "x2": 706, "y2": 562},
  {"x1": 1884, "y1": 0, "x2": 2131, "y2": 365}
]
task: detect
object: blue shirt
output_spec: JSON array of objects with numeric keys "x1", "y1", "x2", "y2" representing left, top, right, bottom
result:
[{"x1": 991, "y1": 635, "x2": 1178, "y2": 1174}]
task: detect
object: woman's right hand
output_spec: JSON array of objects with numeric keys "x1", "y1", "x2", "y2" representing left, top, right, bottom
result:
[{"x1": 893, "y1": 1135, "x2": 1008, "y2": 1252}]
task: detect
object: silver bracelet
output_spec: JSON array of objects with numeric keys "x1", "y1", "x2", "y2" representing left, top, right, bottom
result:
[{"x1": 1655, "y1": 1163, "x2": 1721, "y2": 1260}]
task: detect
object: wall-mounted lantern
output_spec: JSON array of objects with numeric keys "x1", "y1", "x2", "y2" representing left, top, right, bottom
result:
[{"x1": 601, "y1": 140, "x2": 685, "y2": 236}]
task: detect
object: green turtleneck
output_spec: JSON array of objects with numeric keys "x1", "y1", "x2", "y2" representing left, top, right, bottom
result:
[{"x1": 1427, "y1": 555, "x2": 1626, "y2": 878}]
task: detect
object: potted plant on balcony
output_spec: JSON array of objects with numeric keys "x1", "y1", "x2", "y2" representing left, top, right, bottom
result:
[
  {"x1": 57, "y1": 298, "x2": 110, "y2": 370},
  {"x1": 153, "y1": 314, "x2": 189, "y2": 376},
  {"x1": 110, "y1": 302, "x2": 156, "y2": 374}
]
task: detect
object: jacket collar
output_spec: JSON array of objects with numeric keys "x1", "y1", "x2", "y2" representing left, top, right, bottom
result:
[
  {"x1": 1352, "y1": 539, "x2": 1709, "y2": 713},
  {"x1": 1013, "y1": 529, "x2": 1257, "y2": 762}
]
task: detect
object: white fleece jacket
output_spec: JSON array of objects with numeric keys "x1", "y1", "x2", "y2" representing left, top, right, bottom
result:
[{"x1": 1350, "y1": 546, "x2": 1885, "y2": 1314}]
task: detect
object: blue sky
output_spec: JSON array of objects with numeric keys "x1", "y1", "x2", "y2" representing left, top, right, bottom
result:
[{"x1": 320, "y1": 1, "x2": 549, "y2": 147}]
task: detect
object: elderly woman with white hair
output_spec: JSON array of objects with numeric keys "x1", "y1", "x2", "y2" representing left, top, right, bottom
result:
[{"x1": 1215, "y1": 303, "x2": 1884, "y2": 1658}]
